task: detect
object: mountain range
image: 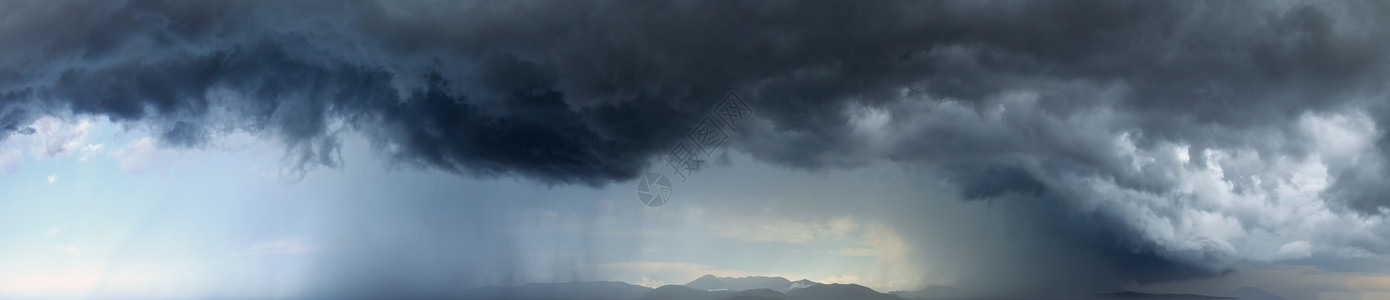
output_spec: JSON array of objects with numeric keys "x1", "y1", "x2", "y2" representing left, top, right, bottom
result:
[
  {"x1": 1093, "y1": 291, "x2": 1237, "y2": 299},
  {"x1": 459, "y1": 275, "x2": 1252, "y2": 300},
  {"x1": 686, "y1": 274, "x2": 795, "y2": 292}
]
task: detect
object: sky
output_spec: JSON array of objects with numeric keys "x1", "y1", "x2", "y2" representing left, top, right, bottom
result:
[{"x1": 4, "y1": 0, "x2": 1390, "y2": 299}]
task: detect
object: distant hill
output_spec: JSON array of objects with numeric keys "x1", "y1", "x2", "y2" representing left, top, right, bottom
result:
[
  {"x1": 686, "y1": 274, "x2": 795, "y2": 292},
  {"x1": 724, "y1": 288, "x2": 790, "y2": 300},
  {"x1": 785, "y1": 283, "x2": 903, "y2": 300},
  {"x1": 1226, "y1": 287, "x2": 1285, "y2": 300},
  {"x1": 455, "y1": 278, "x2": 1238, "y2": 300},
  {"x1": 1094, "y1": 291, "x2": 1238, "y2": 299},
  {"x1": 891, "y1": 285, "x2": 960, "y2": 299},
  {"x1": 638, "y1": 285, "x2": 738, "y2": 300},
  {"x1": 637, "y1": 285, "x2": 800, "y2": 300},
  {"x1": 460, "y1": 281, "x2": 653, "y2": 300}
]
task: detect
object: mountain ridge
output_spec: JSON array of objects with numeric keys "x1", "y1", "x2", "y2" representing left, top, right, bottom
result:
[
  {"x1": 458, "y1": 277, "x2": 1245, "y2": 300},
  {"x1": 1093, "y1": 291, "x2": 1239, "y2": 299},
  {"x1": 686, "y1": 274, "x2": 796, "y2": 292}
]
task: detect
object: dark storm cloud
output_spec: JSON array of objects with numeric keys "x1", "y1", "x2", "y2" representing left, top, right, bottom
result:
[{"x1": 6, "y1": 0, "x2": 1390, "y2": 296}]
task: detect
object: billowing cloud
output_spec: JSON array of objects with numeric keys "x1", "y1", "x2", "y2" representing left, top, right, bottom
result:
[{"x1": 6, "y1": 0, "x2": 1390, "y2": 297}]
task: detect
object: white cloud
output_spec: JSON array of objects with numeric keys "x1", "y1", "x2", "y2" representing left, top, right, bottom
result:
[
  {"x1": 1273, "y1": 241, "x2": 1313, "y2": 260},
  {"x1": 0, "y1": 117, "x2": 103, "y2": 174},
  {"x1": 636, "y1": 277, "x2": 665, "y2": 288},
  {"x1": 854, "y1": 91, "x2": 1390, "y2": 272},
  {"x1": 77, "y1": 144, "x2": 103, "y2": 161},
  {"x1": 938, "y1": 106, "x2": 1390, "y2": 267},
  {"x1": 46, "y1": 174, "x2": 56, "y2": 184},
  {"x1": 30, "y1": 117, "x2": 92, "y2": 158}
]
